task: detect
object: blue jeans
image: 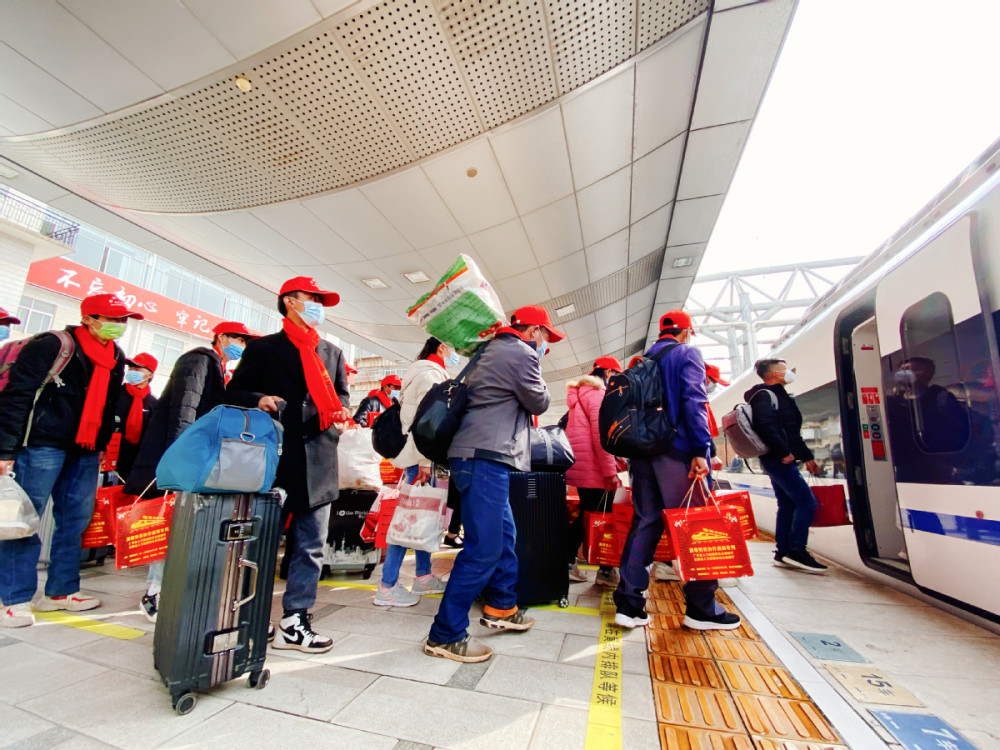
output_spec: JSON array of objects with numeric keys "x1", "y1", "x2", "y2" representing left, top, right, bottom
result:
[
  {"x1": 0, "y1": 447, "x2": 99, "y2": 606},
  {"x1": 613, "y1": 453, "x2": 721, "y2": 618},
  {"x1": 760, "y1": 458, "x2": 816, "y2": 555},
  {"x1": 382, "y1": 465, "x2": 433, "y2": 587},
  {"x1": 281, "y1": 503, "x2": 331, "y2": 613},
  {"x1": 429, "y1": 458, "x2": 518, "y2": 644}
]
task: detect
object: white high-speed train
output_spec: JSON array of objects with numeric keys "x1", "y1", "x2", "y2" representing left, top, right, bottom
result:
[{"x1": 710, "y1": 137, "x2": 1000, "y2": 627}]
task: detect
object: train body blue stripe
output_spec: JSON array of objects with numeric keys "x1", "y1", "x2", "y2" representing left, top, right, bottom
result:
[{"x1": 903, "y1": 509, "x2": 1000, "y2": 548}]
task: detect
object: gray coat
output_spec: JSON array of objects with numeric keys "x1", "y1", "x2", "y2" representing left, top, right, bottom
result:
[{"x1": 448, "y1": 330, "x2": 550, "y2": 471}]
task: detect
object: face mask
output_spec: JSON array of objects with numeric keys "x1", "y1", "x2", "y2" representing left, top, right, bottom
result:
[
  {"x1": 446, "y1": 351, "x2": 461, "y2": 367},
  {"x1": 124, "y1": 370, "x2": 147, "y2": 386},
  {"x1": 706, "y1": 381, "x2": 718, "y2": 394},
  {"x1": 299, "y1": 300, "x2": 325, "y2": 328},
  {"x1": 390, "y1": 390, "x2": 400, "y2": 402},
  {"x1": 0, "y1": 326, "x2": 9, "y2": 342},
  {"x1": 94, "y1": 321, "x2": 126, "y2": 341},
  {"x1": 782, "y1": 369, "x2": 796, "y2": 385},
  {"x1": 222, "y1": 342, "x2": 244, "y2": 361},
  {"x1": 894, "y1": 369, "x2": 916, "y2": 386}
]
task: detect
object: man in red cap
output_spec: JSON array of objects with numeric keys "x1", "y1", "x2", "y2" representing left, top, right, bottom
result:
[
  {"x1": 227, "y1": 277, "x2": 352, "y2": 654},
  {"x1": 112, "y1": 352, "x2": 159, "y2": 480},
  {"x1": 424, "y1": 305, "x2": 563, "y2": 663},
  {"x1": 0, "y1": 293, "x2": 136, "y2": 627},
  {"x1": 124, "y1": 320, "x2": 254, "y2": 622},
  {"x1": 704, "y1": 363, "x2": 729, "y2": 472},
  {"x1": 0, "y1": 306, "x2": 21, "y2": 348},
  {"x1": 613, "y1": 309, "x2": 741, "y2": 632},
  {"x1": 353, "y1": 373, "x2": 402, "y2": 427}
]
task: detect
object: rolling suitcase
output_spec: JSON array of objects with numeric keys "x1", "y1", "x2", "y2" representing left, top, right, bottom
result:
[
  {"x1": 509, "y1": 471, "x2": 569, "y2": 608},
  {"x1": 321, "y1": 489, "x2": 380, "y2": 579},
  {"x1": 153, "y1": 490, "x2": 282, "y2": 715}
]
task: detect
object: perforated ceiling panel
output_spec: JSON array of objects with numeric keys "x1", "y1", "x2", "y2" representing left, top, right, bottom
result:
[{"x1": 0, "y1": 0, "x2": 709, "y2": 213}]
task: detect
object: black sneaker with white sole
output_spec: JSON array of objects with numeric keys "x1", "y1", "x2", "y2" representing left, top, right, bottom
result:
[
  {"x1": 683, "y1": 610, "x2": 741, "y2": 631},
  {"x1": 272, "y1": 611, "x2": 333, "y2": 653},
  {"x1": 782, "y1": 549, "x2": 828, "y2": 574},
  {"x1": 772, "y1": 551, "x2": 794, "y2": 568},
  {"x1": 267, "y1": 623, "x2": 275, "y2": 642},
  {"x1": 613, "y1": 600, "x2": 651, "y2": 629},
  {"x1": 139, "y1": 593, "x2": 158, "y2": 624}
]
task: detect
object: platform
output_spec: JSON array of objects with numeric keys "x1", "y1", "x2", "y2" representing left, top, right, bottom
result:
[{"x1": 0, "y1": 536, "x2": 996, "y2": 749}]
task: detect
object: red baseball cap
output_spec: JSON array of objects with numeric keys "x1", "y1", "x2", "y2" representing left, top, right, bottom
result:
[
  {"x1": 212, "y1": 321, "x2": 257, "y2": 339},
  {"x1": 81, "y1": 293, "x2": 143, "y2": 320},
  {"x1": 509, "y1": 305, "x2": 565, "y2": 342},
  {"x1": 594, "y1": 356, "x2": 623, "y2": 372},
  {"x1": 659, "y1": 309, "x2": 694, "y2": 333},
  {"x1": 705, "y1": 363, "x2": 730, "y2": 386},
  {"x1": 346, "y1": 363, "x2": 358, "y2": 375},
  {"x1": 381, "y1": 374, "x2": 401, "y2": 388},
  {"x1": 279, "y1": 276, "x2": 340, "y2": 307},
  {"x1": 0, "y1": 306, "x2": 20, "y2": 325},
  {"x1": 126, "y1": 352, "x2": 159, "y2": 373}
]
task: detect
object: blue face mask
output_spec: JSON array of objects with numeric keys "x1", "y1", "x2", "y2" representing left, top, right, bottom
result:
[
  {"x1": 446, "y1": 351, "x2": 461, "y2": 367},
  {"x1": 536, "y1": 340, "x2": 549, "y2": 358},
  {"x1": 222, "y1": 342, "x2": 244, "y2": 361},
  {"x1": 0, "y1": 326, "x2": 9, "y2": 342},
  {"x1": 124, "y1": 370, "x2": 147, "y2": 386},
  {"x1": 300, "y1": 300, "x2": 325, "y2": 328},
  {"x1": 390, "y1": 389, "x2": 400, "y2": 402}
]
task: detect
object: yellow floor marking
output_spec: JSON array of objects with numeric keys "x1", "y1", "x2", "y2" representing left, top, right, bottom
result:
[
  {"x1": 33, "y1": 610, "x2": 145, "y2": 640},
  {"x1": 532, "y1": 604, "x2": 601, "y2": 617},
  {"x1": 584, "y1": 588, "x2": 623, "y2": 750},
  {"x1": 317, "y1": 579, "x2": 377, "y2": 591}
]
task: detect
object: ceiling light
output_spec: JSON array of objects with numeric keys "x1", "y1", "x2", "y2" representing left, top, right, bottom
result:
[
  {"x1": 403, "y1": 270, "x2": 431, "y2": 284},
  {"x1": 235, "y1": 76, "x2": 252, "y2": 92},
  {"x1": 361, "y1": 277, "x2": 389, "y2": 289},
  {"x1": 672, "y1": 256, "x2": 693, "y2": 268},
  {"x1": 555, "y1": 303, "x2": 576, "y2": 318},
  {"x1": 466, "y1": 167, "x2": 478, "y2": 178}
]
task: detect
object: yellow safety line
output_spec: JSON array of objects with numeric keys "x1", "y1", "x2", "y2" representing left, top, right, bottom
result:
[
  {"x1": 584, "y1": 588, "x2": 623, "y2": 750},
  {"x1": 33, "y1": 610, "x2": 146, "y2": 640},
  {"x1": 317, "y1": 579, "x2": 377, "y2": 591},
  {"x1": 532, "y1": 604, "x2": 601, "y2": 617}
]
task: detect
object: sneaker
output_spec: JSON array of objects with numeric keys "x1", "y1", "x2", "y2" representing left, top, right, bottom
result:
[
  {"x1": 783, "y1": 550, "x2": 829, "y2": 574},
  {"x1": 373, "y1": 582, "x2": 420, "y2": 607},
  {"x1": 442, "y1": 535, "x2": 464, "y2": 549},
  {"x1": 0, "y1": 603, "x2": 34, "y2": 628},
  {"x1": 568, "y1": 564, "x2": 588, "y2": 582},
  {"x1": 424, "y1": 635, "x2": 493, "y2": 663},
  {"x1": 410, "y1": 575, "x2": 447, "y2": 595},
  {"x1": 595, "y1": 569, "x2": 620, "y2": 587},
  {"x1": 652, "y1": 561, "x2": 680, "y2": 581},
  {"x1": 272, "y1": 611, "x2": 333, "y2": 654},
  {"x1": 772, "y1": 551, "x2": 794, "y2": 568},
  {"x1": 719, "y1": 578, "x2": 738, "y2": 588},
  {"x1": 614, "y1": 601, "x2": 651, "y2": 629},
  {"x1": 480, "y1": 606, "x2": 534, "y2": 631},
  {"x1": 267, "y1": 623, "x2": 275, "y2": 642},
  {"x1": 139, "y1": 593, "x2": 158, "y2": 623},
  {"x1": 35, "y1": 592, "x2": 101, "y2": 612},
  {"x1": 683, "y1": 610, "x2": 742, "y2": 631}
]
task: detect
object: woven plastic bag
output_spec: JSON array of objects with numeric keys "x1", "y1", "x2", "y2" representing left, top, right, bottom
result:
[
  {"x1": 407, "y1": 254, "x2": 504, "y2": 357},
  {"x1": 337, "y1": 428, "x2": 383, "y2": 490},
  {"x1": 0, "y1": 473, "x2": 39, "y2": 540},
  {"x1": 385, "y1": 481, "x2": 449, "y2": 553}
]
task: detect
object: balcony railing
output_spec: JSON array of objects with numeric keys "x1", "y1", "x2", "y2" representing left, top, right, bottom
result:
[{"x1": 0, "y1": 187, "x2": 79, "y2": 246}]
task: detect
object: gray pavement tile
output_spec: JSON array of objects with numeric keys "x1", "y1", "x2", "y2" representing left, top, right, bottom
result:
[
  {"x1": 314, "y1": 633, "x2": 461, "y2": 685},
  {"x1": 465, "y1": 621, "x2": 566, "y2": 662},
  {"x1": 4, "y1": 726, "x2": 78, "y2": 750},
  {"x1": 314, "y1": 585, "x2": 381, "y2": 607},
  {"x1": 0, "y1": 615, "x2": 106, "y2": 652},
  {"x1": 65, "y1": 634, "x2": 156, "y2": 680},
  {"x1": 445, "y1": 660, "x2": 492, "y2": 691},
  {"x1": 78, "y1": 575, "x2": 149, "y2": 596},
  {"x1": 0, "y1": 643, "x2": 109, "y2": 704},
  {"x1": 0, "y1": 701, "x2": 59, "y2": 746},
  {"x1": 527, "y1": 704, "x2": 660, "y2": 750},
  {"x1": 158, "y1": 702, "x2": 397, "y2": 750},
  {"x1": 334, "y1": 676, "x2": 541, "y2": 750},
  {"x1": 19, "y1": 670, "x2": 229, "y2": 750},
  {"x1": 313, "y1": 605, "x2": 435, "y2": 643},
  {"x1": 519, "y1": 608, "x2": 600, "y2": 637},
  {"x1": 393, "y1": 742, "x2": 434, "y2": 750}
]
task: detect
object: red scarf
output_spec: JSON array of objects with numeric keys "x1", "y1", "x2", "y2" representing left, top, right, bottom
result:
[
  {"x1": 124, "y1": 383, "x2": 148, "y2": 443},
  {"x1": 706, "y1": 402, "x2": 719, "y2": 438},
  {"x1": 73, "y1": 326, "x2": 118, "y2": 450},
  {"x1": 427, "y1": 353, "x2": 445, "y2": 369},
  {"x1": 282, "y1": 318, "x2": 337, "y2": 431},
  {"x1": 214, "y1": 346, "x2": 232, "y2": 384},
  {"x1": 370, "y1": 389, "x2": 392, "y2": 409}
]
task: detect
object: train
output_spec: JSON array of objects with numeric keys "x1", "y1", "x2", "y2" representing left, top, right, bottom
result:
[{"x1": 709, "y1": 136, "x2": 1000, "y2": 629}]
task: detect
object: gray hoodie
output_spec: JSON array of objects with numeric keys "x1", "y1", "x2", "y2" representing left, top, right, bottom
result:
[{"x1": 447, "y1": 330, "x2": 551, "y2": 471}]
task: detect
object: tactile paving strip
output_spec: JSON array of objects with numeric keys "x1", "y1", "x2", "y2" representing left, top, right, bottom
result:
[{"x1": 645, "y1": 580, "x2": 844, "y2": 747}]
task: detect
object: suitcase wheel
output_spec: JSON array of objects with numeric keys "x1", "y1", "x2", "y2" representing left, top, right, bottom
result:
[
  {"x1": 172, "y1": 692, "x2": 197, "y2": 715},
  {"x1": 362, "y1": 564, "x2": 375, "y2": 580},
  {"x1": 558, "y1": 596, "x2": 569, "y2": 608},
  {"x1": 248, "y1": 669, "x2": 270, "y2": 690}
]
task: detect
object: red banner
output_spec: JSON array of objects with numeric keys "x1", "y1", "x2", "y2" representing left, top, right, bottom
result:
[{"x1": 26, "y1": 257, "x2": 225, "y2": 340}]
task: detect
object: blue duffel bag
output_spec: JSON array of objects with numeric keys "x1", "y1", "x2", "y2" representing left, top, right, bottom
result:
[{"x1": 156, "y1": 405, "x2": 283, "y2": 494}]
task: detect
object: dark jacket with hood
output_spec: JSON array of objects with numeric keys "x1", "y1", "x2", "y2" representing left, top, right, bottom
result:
[
  {"x1": 124, "y1": 347, "x2": 225, "y2": 495},
  {"x1": 744, "y1": 382, "x2": 813, "y2": 462},
  {"x1": 0, "y1": 326, "x2": 125, "y2": 460},
  {"x1": 647, "y1": 336, "x2": 712, "y2": 462},
  {"x1": 353, "y1": 389, "x2": 390, "y2": 427}
]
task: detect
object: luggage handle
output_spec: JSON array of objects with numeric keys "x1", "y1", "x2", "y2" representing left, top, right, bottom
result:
[{"x1": 232, "y1": 557, "x2": 259, "y2": 612}]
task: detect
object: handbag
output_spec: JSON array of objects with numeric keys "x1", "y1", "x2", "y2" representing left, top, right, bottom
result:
[
  {"x1": 81, "y1": 485, "x2": 133, "y2": 548},
  {"x1": 0, "y1": 473, "x2": 39, "y2": 540},
  {"x1": 361, "y1": 483, "x2": 399, "y2": 545},
  {"x1": 337, "y1": 427, "x2": 382, "y2": 490},
  {"x1": 585, "y1": 510, "x2": 620, "y2": 567},
  {"x1": 371, "y1": 402, "x2": 407, "y2": 458},
  {"x1": 529, "y1": 425, "x2": 576, "y2": 471},
  {"x1": 809, "y1": 481, "x2": 851, "y2": 526},
  {"x1": 664, "y1": 481, "x2": 754, "y2": 581},
  {"x1": 610, "y1": 491, "x2": 675, "y2": 562},
  {"x1": 385, "y1": 479, "x2": 450, "y2": 553},
  {"x1": 114, "y1": 494, "x2": 176, "y2": 569},
  {"x1": 712, "y1": 489, "x2": 759, "y2": 540},
  {"x1": 410, "y1": 342, "x2": 490, "y2": 464},
  {"x1": 156, "y1": 405, "x2": 283, "y2": 494}
]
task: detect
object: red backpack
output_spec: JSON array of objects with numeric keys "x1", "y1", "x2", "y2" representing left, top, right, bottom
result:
[{"x1": 0, "y1": 330, "x2": 75, "y2": 394}]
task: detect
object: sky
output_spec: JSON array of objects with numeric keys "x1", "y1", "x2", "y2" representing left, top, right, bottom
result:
[{"x1": 698, "y1": 0, "x2": 1000, "y2": 277}]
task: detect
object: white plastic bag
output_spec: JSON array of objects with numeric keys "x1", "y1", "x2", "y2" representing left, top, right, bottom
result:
[
  {"x1": 385, "y1": 481, "x2": 449, "y2": 553},
  {"x1": 337, "y1": 428, "x2": 383, "y2": 490},
  {"x1": 0, "y1": 473, "x2": 40, "y2": 540}
]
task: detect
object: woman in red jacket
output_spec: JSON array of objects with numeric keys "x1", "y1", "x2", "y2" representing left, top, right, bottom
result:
[{"x1": 565, "y1": 356, "x2": 623, "y2": 586}]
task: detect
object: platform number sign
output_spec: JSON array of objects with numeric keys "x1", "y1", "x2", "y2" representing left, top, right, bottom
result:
[{"x1": 872, "y1": 711, "x2": 978, "y2": 750}]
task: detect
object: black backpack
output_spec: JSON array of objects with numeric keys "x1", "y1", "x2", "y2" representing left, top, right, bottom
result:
[
  {"x1": 598, "y1": 342, "x2": 678, "y2": 458},
  {"x1": 371, "y1": 402, "x2": 406, "y2": 458}
]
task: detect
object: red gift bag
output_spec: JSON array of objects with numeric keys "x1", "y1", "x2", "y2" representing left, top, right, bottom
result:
[
  {"x1": 585, "y1": 511, "x2": 620, "y2": 567},
  {"x1": 566, "y1": 486, "x2": 580, "y2": 524},
  {"x1": 81, "y1": 485, "x2": 132, "y2": 548},
  {"x1": 810, "y1": 484, "x2": 851, "y2": 527},
  {"x1": 379, "y1": 459, "x2": 403, "y2": 485},
  {"x1": 114, "y1": 495, "x2": 176, "y2": 569},
  {"x1": 664, "y1": 481, "x2": 753, "y2": 581},
  {"x1": 611, "y1": 499, "x2": 675, "y2": 561},
  {"x1": 712, "y1": 490, "x2": 758, "y2": 540},
  {"x1": 100, "y1": 433, "x2": 122, "y2": 473}
]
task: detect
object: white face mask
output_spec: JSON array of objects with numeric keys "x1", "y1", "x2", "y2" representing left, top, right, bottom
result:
[
  {"x1": 706, "y1": 381, "x2": 718, "y2": 394},
  {"x1": 782, "y1": 369, "x2": 796, "y2": 385},
  {"x1": 894, "y1": 369, "x2": 916, "y2": 387}
]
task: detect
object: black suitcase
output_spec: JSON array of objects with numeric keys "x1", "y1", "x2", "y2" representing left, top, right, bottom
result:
[
  {"x1": 153, "y1": 491, "x2": 282, "y2": 715},
  {"x1": 509, "y1": 471, "x2": 569, "y2": 608},
  {"x1": 321, "y1": 489, "x2": 380, "y2": 579}
]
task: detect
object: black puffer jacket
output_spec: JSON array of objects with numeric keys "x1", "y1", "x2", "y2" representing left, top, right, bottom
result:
[
  {"x1": 744, "y1": 383, "x2": 813, "y2": 462},
  {"x1": 353, "y1": 391, "x2": 388, "y2": 427},
  {"x1": 0, "y1": 327, "x2": 125, "y2": 460}
]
